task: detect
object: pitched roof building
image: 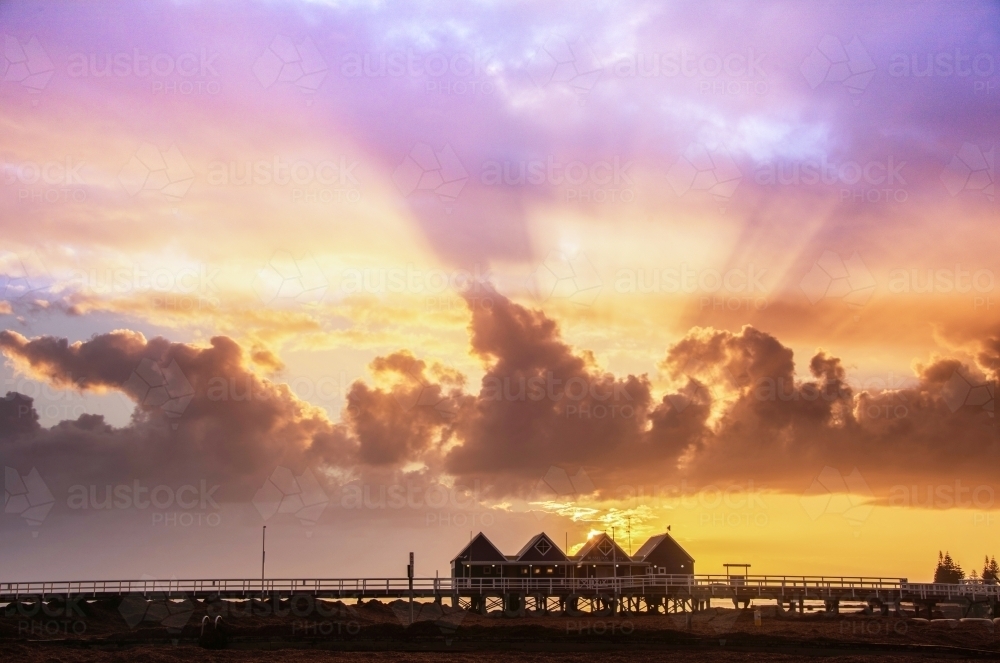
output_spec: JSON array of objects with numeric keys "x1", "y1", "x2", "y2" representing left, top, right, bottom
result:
[
  {"x1": 515, "y1": 533, "x2": 567, "y2": 563},
  {"x1": 451, "y1": 530, "x2": 694, "y2": 578},
  {"x1": 632, "y1": 532, "x2": 695, "y2": 574}
]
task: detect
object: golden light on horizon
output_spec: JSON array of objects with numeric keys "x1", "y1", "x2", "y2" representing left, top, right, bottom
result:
[{"x1": 1, "y1": 0, "x2": 998, "y2": 589}]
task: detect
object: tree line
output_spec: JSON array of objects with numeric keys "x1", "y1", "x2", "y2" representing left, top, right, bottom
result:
[{"x1": 934, "y1": 551, "x2": 999, "y2": 583}]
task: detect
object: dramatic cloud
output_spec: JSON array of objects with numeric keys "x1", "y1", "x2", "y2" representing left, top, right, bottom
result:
[
  {"x1": 341, "y1": 350, "x2": 471, "y2": 466},
  {"x1": 0, "y1": 330, "x2": 349, "y2": 495},
  {"x1": 3, "y1": 293, "x2": 997, "y2": 504},
  {"x1": 666, "y1": 328, "x2": 999, "y2": 491},
  {"x1": 445, "y1": 293, "x2": 704, "y2": 493}
]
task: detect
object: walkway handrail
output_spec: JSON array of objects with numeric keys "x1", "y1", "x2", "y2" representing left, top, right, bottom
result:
[{"x1": 4, "y1": 575, "x2": 998, "y2": 599}]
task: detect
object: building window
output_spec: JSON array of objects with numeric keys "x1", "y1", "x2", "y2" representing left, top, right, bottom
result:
[{"x1": 534, "y1": 539, "x2": 552, "y2": 555}]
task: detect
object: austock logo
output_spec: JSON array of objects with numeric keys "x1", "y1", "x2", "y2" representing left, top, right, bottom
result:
[
  {"x1": 526, "y1": 35, "x2": 603, "y2": 101},
  {"x1": 665, "y1": 358, "x2": 728, "y2": 413},
  {"x1": 799, "y1": 251, "x2": 875, "y2": 308},
  {"x1": 940, "y1": 143, "x2": 994, "y2": 201},
  {"x1": 118, "y1": 590, "x2": 195, "y2": 631},
  {"x1": 206, "y1": 155, "x2": 361, "y2": 204},
  {"x1": 800, "y1": 35, "x2": 875, "y2": 103},
  {"x1": 479, "y1": 155, "x2": 635, "y2": 203},
  {"x1": 2, "y1": 34, "x2": 55, "y2": 99},
  {"x1": 8, "y1": 595, "x2": 89, "y2": 636},
  {"x1": 392, "y1": 368, "x2": 462, "y2": 418},
  {"x1": 122, "y1": 358, "x2": 195, "y2": 426},
  {"x1": 753, "y1": 154, "x2": 907, "y2": 204},
  {"x1": 65, "y1": 480, "x2": 221, "y2": 526},
  {"x1": 4, "y1": 466, "x2": 55, "y2": 535},
  {"x1": 391, "y1": 599, "x2": 468, "y2": 644},
  {"x1": 254, "y1": 35, "x2": 328, "y2": 97},
  {"x1": 666, "y1": 142, "x2": 742, "y2": 212},
  {"x1": 252, "y1": 251, "x2": 329, "y2": 306},
  {"x1": 2, "y1": 156, "x2": 88, "y2": 205},
  {"x1": 529, "y1": 466, "x2": 596, "y2": 520},
  {"x1": 526, "y1": 249, "x2": 603, "y2": 307},
  {"x1": 941, "y1": 369, "x2": 995, "y2": 418},
  {"x1": 670, "y1": 606, "x2": 742, "y2": 639},
  {"x1": 287, "y1": 599, "x2": 362, "y2": 637},
  {"x1": 118, "y1": 142, "x2": 195, "y2": 199},
  {"x1": 800, "y1": 466, "x2": 874, "y2": 529},
  {"x1": 0, "y1": 251, "x2": 50, "y2": 302},
  {"x1": 392, "y1": 142, "x2": 468, "y2": 204},
  {"x1": 253, "y1": 466, "x2": 330, "y2": 529}
]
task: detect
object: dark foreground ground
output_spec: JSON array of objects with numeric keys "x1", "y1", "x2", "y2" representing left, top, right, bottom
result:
[{"x1": 4, "y1": 597, "x2": 1000, "y2": 661}]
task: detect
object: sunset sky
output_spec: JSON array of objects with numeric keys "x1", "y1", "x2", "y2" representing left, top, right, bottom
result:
[{"x1": 2, "y1": 0, "x2": 999, "y2": 583}]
